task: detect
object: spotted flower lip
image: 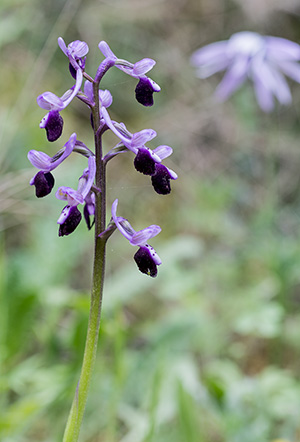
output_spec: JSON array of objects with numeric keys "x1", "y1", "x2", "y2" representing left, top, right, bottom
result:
[
  {"x1": 191, "y1": 31, "x2": 300, "y2": 112},
  {"x1": 111, "y1": 199, "x2": 162, "y2": 276}
]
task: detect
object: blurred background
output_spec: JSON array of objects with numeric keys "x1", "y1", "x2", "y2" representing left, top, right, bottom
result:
[{"x1": 2, "y1": 0, "x2": 300, "y2": 441}]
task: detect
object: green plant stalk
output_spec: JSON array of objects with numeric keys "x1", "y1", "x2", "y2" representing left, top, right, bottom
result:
[{"x1": 62, "y1": 79, "x2": 106, "y2": 442}]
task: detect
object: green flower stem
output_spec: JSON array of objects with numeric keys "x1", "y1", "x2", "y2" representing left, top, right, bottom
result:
[
  {"x1": 62, "y1": 78, "x2": 107, "y2": 442},
  {"x1": 62, "y1": 236, "x2": 106, "y2": 442}
]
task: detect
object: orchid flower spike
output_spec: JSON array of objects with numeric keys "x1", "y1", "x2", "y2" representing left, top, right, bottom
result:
[
  {"x1": 28, "y1": 133, "x2": 77, "y2": 198},
  {"x1": 98, "y1": 40, "x2": 161, "y2": 106},
  {"x1": 56, "y1": 156, "x2": 96, "y2": 236},
  {"x1": 111, "y1": 199, "x2": 162, "y2": 277},
  {"x1": 191, "y1": 31, "x2": 300, "y2": 112}
]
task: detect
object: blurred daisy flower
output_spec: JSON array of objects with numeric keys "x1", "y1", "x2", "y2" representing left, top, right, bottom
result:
[{"x1": 191, "y1": 31, "x2": 300, "y2": 112}]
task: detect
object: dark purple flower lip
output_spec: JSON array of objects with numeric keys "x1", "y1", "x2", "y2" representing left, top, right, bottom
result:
[
  {"x1": 134, "y1": 147, "x2": 157, "y2": 175},
  {"x1": 58, "y1": 205, "x2": 82, "y2": 237},
  {"x1": 135, "y1": 77, "x2": 158, "y2": 106},
  {"x1": 40, "y1": 110, "x2": 64, "y2": 142},
  {"x1": 111, "y1": 199, "x2": 162, "y2": 276},
  {"x1": 134, "y1": 245, "x2": 159, "y2": 277},
  {"x1": 151, "y1": 163, "x2": 177, "y2": 195},
  {"x1": 31, "y1": 171, "x2": 55, "y2": 198}
]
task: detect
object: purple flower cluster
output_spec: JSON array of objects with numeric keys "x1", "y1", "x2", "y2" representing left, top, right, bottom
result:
[
  {"x1": 191, "y1": 31, "x2": 300, "y2": 112},
  {"x1": 28, "y1": 38, "x2": 177, "y2": 277}
]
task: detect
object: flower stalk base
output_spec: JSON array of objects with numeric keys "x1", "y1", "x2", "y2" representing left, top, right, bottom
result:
[{"x1": 63, "y1": 236, "x2": 106, "y2": 442}]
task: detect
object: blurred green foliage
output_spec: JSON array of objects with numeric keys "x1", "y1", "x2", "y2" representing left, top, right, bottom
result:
[{"x1": 1, "y1": 0, "x2": 300, "y2": 441}]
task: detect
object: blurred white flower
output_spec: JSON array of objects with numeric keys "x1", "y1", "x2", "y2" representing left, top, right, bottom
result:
[{"x1": 191, "y1": 31, "x2": 300, "y2": 112}]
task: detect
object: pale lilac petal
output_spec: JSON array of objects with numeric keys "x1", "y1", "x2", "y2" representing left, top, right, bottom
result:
[
  {"x1": 98, "y1": 41, "x2": 116, "y2": 59},
  {"x1": 84, "y1": 80, "x2": 94, "y2": 102},
  {"x1": 28, "y1": 133, "x2": 76, "y2": 171},
  {"x1": 266, "y1": 37, "x2": 300, "y2": 61},
  {"x1": 101, "y1": 107, "x2": 135, "y2": 151},
  {"x1": 81, "y1": 156, "x2": 96, "y2": 199},
  {"x1": 267, "y1": 68, "x2": 292, "y2": 105},
  {"x1": 153, "y1": 145, "x2": 173, "y2": 160},
  {"x1": 191, "y1": 41, "x2": 228, "y2": 65},
  {"x1": 99, "y1": 89, "x2": 113, "y2": 108},
  {"x1": 251, "y1": 58, "x2": 292, "y2": 106},
  {"x1": 254, "y1": 81, "x2": 274, "y2": 112},
  {"x1": 68, "y1": 40, "x2": 89, "y2": 58},
  {"x1": 214, "y1": 56, "x2": 249, "y2": 100},
  {"x1": 131, "y1": 129, "x2": 157, "y2": 147},
  {"x1": 50, "y1": 133, "x2": 76, "y2": 170},
  {"x1": 130, "y1": 225, "x2": 161, "y2": 246},
  {"x1": 61, "y1": 68, "x2": 83, "y2": 108},
  {"x1": 58, "y1": 37, "x2": 67, "y2": 55},
  {"x1": 191, "y1": 41, "x2": 230, "y2": 78},
  {"x1": 275, "y1": 60, "x2": 300, "y2": 83},
  {"x1": 37, "y1": 92, "x2": 64, "y2": 111},
  {"x1": 251, "y1": 69, "x2": 274, "y2": 112},
  {"x1": 28, "y1": 150, "x2": 52, "y2": 171},
  {"x1": 111, "y1": 199, "x2": 135, "y2": 242},
  {"x1": 132, "y1": 58, "x2": 156, "y2": 76}
]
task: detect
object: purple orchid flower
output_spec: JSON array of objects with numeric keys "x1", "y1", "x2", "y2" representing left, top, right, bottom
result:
[
  {"x1": 56, "y1": 156, "x2": 96, "y2": 236},
  {"x1": 191, "y1": 31, "x2": 300, "y2": 112},
  {"x1": 28, "y1": 133, "x2": 77, "y2": 197},
  {"x1": 37, "y1": 38, "x2": 88, "y2": 141},
  {"x1": 98, "y1": 40, "x2": 161, "y2": 106},
  {"x1": 101, "y1": 107, "x2": 177, "y2": 193},
  {"x1": 58, "y1": 37, "x2": 89, "y2": 78},
  {"x1": 56, "y1": 156, "x2": 96, "y2": 234},
  {"x1": 111, "y1": 199, "x2": 162, "y2": 277}
]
